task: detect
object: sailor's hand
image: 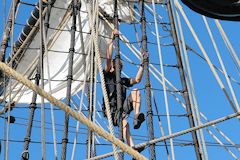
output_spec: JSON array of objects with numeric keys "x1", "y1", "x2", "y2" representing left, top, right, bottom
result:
[
  {"x1": 140, "y1": 52, "x2": 148, "y2": 66},
  {"x1": 113, "y1": 29, "x2": 120, "y2": 35}
]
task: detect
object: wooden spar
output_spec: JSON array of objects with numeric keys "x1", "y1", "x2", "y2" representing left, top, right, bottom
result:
[
  {"x1": 61, "y1": 0, "x2": 78, "y2": 159},
  {"x1": 139, "y1": 0, "x2": 156, "y2": 159},
  {"x1": 113, "y1": 0, "x2": 124, "y2": 159},
  {"x1": 166, "y1": 1, "x2": 203, "y2": 160}
]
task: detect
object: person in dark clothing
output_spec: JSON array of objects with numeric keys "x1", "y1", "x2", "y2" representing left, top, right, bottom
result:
[{"x1": 102, "y1": 29, "x2": 145, "y2": 151}]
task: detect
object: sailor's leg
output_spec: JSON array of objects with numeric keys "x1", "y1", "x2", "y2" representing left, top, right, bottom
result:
[
  {"x1": 130, "y1": 88, "x2": 141, "y2": 115},
  {"x1": 130, "y1": 88, "x2": 145, "y2": 129},
  {"x1": 122, "y1": 118, "x2": 134, "y2": 147}
]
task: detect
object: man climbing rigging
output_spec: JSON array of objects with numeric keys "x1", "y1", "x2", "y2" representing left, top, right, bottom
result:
[{"x1": 102, "y1": 29, "x2": 145, "y2": 152}]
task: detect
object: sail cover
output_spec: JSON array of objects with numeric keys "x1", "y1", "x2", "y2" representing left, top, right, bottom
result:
[
  {"x1": 181, "y1": 0, "x2": 240, "y2": 21},
  {"x1": 3, "y1": 0, "x2": 163, "y2": 104}
]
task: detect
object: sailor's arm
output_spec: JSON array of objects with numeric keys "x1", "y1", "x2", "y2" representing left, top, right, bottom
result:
[
  {"x1": 130, "y1": 53, "x2": 146, "y2": 85},
  {"x1": 104, "y1": 29, "x2": 119, "y2": 72}
]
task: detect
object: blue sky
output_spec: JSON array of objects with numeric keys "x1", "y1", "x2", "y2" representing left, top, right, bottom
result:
[{"x1": 0, "y1": 0, "x2": 240, "y2": 160}]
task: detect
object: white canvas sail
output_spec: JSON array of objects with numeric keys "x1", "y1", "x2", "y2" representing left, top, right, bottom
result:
[{"x1": 4, "y1": 0, "x2": 144, "y2": 103}]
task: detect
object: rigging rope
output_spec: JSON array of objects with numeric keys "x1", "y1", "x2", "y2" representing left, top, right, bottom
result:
[
  {"x1": 91, "y1": 56, "x2": 98, "y2": 157},
  {"x1": 120, "y1": 46, "x2": 239, "y2": 155},
  {"x1": 86, "y1": 1, "x2": 119, "y2": 159},
  {"x1": 151, "y1": 91, "x2": 170, "y2": 160},
  {"x1": 39, "y1": 0, "x2": 46, "y2": 159},
  {"x1": 206, "y1": 128, "x2": 238, "y2": 159},
  {"x1": 174, "y1": 0, "x2": 240, "y2": 114},
  {"x1": 151, "y1": 1, "x2": 175, "y2": 159},
  {"x1": 203, "y1": 16, "x2": 240, "y2": 121},
  {"x1": 215, "y1": 20, "x2": 240, "y2": 74},
  {"x1": 71, "y1": 1, "x2": 89, "y2": 158},
  {"x1": 0, "y1": 61, "x2": 147, "y2": 160},
  {"x1": 43, "y1": 0, "x2": 58, "y2": 158},
  {"x1": 5, "y1": 0, "x2": 18, "y2": 159},
  {"x1": 200, "y1": 112, "x2": 240, "y2": 152},
  {"x1": 61, "y1": 0, "x2": 78, "y2": 159},
  {"x1": 90, "y1": 110, "x2": 240, "y2": 159},
  {"x1": 173, "y1": 4, "x2": 207, "y2": 159},
  {"x1": 139, "y1": 1, "x2": 156, "y2": 158}
]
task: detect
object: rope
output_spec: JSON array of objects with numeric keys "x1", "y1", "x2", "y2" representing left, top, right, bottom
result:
[
  {"x1": 152, "y1": 1, "x2": 175, "y2": 159},
  {"x1": 5, "y1": 0, "x2": 18, "y2": 159},
  {"x1": 86, "y1": 1, "x2": 119, "y2": 159},
  {"x1": 7, "y1": 5, "x2": 48, "y2": 67},
  {"x1": 89, "y1": 111, "x2": 240, "y2": 159},
  {"x1": 0, "y1": 61, "x2": 147, "y2": 160},
  {"x1": 71, "y1": 0, "x2": 89, "y2": 158},
  {"x1": 43, "y1": 0, "x2": 58, "y2": 158},
  {"x1": 39, "y1": 0, "x2": 46, "y2": 159},
  {"x1": 113, "y1": 0, "x2": 124, "y2": 159},
  {"x1": 0, "y1": 0, "x2": 20, "y2": 62},
  {"x1": 139, "y1": 0, "x2": 156, "y2": 159},
  {"x1": 186, "y1": 45, "x2": 240, "y2": 86},
  {"x1": 203, "y1": 17, "x2": 240, "y2": 120},
  {"x1": 1, "y1": 53, "x2": 38, "y2": 101},
  {"x1": 215, "y1": 20, "x2": 240, "y2": 73},
  {"x1": 91, "y1": 57, "x2": 98, "y2": 157},
  {"x1": 173, "y1": 5, "x2": 206, "y2": 159},
  {"x1": 92, "y1": 0, "x2": 99, "y2": 157},
  {"x1": 104, "y1": 8, "x2": 240, "y2": 157},
  {"x1": 134, "y1": 111, "x2": 240, "y2": 149},
  {"x1": 99, "y1": 12, "x2": 186, "y2": 110},
  {"x1": 4, "y1": 0, "x2": 6, "y2": 27},
  {"x1": 174, "y1": 1, "x2": 239, "y2": 113},
  {"x1": 143, "y1": 5, "x2": 240, "y2": 158},
  {"x1": 151, "y1": 91, "x2": 170, "y2": 160},
  {"x1": 206, "y1": 128, "x2": 238, "y2": 159},
  {"x1": 61, "y1": 0, "x2": 78, "y2": 159},
  {"x1": 200, "y1": 112, "x2": 240, "y2": 152}
]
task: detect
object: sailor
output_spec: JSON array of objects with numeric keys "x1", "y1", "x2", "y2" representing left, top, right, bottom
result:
[{"x1": 102, "y1": 29, "x2": 145, "y2": 152}]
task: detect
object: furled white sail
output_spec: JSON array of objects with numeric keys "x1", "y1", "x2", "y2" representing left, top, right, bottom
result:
[{"x1": 4, "y1": 0, "x2": 141, "y2": 103}]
